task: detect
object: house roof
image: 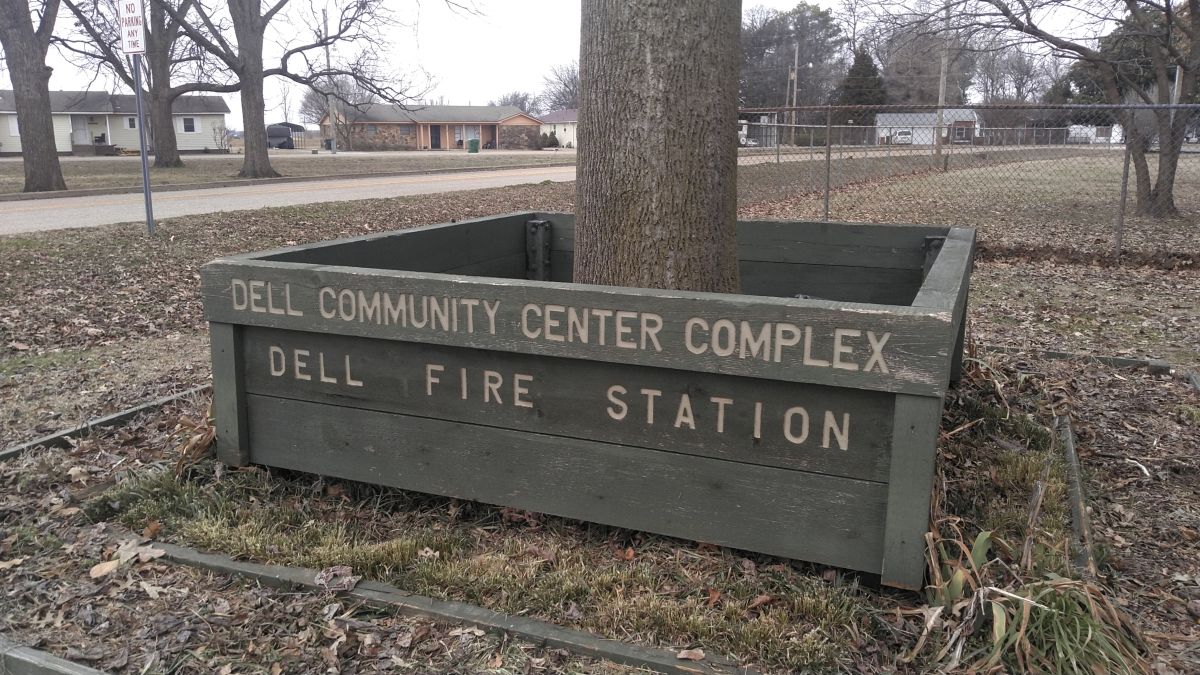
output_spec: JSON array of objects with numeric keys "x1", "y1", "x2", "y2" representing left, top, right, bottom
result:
[
  {"x1": 111, "y1": 94, "x2": 230, "y2": 114},
  {"x1": 540, "y1": 108, "x2": 578, "y2": 123},
  {"x1": 345, "y1": 104, "x2": 541, "y2": 124},
  {"x1": 0, "y1": 90, "x2": 229, "y2": 115}
]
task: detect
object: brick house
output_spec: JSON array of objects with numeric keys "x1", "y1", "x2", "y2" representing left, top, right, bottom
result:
[{"x1": 321, "y1": 104, "x2": 542, "y2": 151}]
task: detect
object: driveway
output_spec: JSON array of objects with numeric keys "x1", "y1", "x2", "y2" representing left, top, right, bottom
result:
[{"x1": 0, "y1": 165, "x2": 577, "y2": 235}]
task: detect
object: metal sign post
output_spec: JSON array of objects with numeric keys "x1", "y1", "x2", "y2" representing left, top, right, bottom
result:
[{"x1": 118, "y1": 0, "x2": 155, "y2": 235}]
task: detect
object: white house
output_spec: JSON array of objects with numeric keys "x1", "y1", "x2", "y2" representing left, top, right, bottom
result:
[
  {"x1": 875, "y1": 109, "x2": 984, "y2": 145},
  {"x1": 540, "y1": 108, "x2": 578, "y2": 148},
  {"x1": 0, "y1": 90, "x2": 229, "y2": 156}
]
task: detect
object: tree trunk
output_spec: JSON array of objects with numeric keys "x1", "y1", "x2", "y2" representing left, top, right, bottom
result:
[
  {"x1": 149, "y1": 88, "x2": 183, "y2": 168},
  {"x1": 227, "y1": 3, "x2": 278, "y2": 179},
  {"x1": 574, "y1": 0, "x2": 741, "y2": 293},
  {"x1": 145, "y1": 0, "x2": 183, "y2": 168},
  {"x1": 0, "y1": 0, "x2": 67, "y2": 192}
]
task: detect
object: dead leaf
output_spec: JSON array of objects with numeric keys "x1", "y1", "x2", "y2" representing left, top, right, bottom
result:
[
  {"x1": 143, "y1": 520, "x2": 163, "y2": 539},
  {"x1": 140, "y1": 581, "x2": 163, "y2": 600},
  {"x1": 52, "y1": 506, "x2": 81, "y2": 517},
  {"x1": 67, "y1": 466, "x2": 89, "y2": 483},
  {"x1": 417, "y1": 547, "x2": 440, "y2": 561},
  {"x1": 746, "y1": 594, "x2": 775, "y2": 612},
  {"x1": 617, "y1": 546, "x2": 635, "y2": 561},
  {"x1": 487, "y1": 652, "x2": 503, "y2": 668},
  {"x1": 0, "y1": 557, "x2": 27, "y2": 570},
  {"x1": 676, "y1": 648, "x2": 706, "y2": 661},
  {"x1": 314, "y1": 565, "x2": 361, "y2": 592},
  {"x1": 89, "y1": 559, "x2": 121, "y2": 578},
  {"x1": 706, "y1": 588, "x2": 721, "y2": 607},
  {"x1": 8, "y1": 341, "x2": 29, "y2": 351},
  {"x1": 1180, "y1": 527, "x2": 1199, "y2": 543}
]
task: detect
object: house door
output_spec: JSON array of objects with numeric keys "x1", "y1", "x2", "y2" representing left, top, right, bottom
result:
[
  {"x1": 70, "y1": 115, "x2": 90, "y2": 145},
  {"x1": 430, "y1": 125, "x2": 441, "y2": 149}
]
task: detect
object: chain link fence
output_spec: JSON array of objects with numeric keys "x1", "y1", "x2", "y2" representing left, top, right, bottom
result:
[{"x1": 734, "y1": 104, "x2": 1200, "y2": 259}]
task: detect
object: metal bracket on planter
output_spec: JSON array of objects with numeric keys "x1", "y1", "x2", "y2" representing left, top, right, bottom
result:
[
  {"x1": 922, "y1": 236, "x2": 946, "y2": 280},
  {"x1": 526, "y1": 219, "x2": 552, "y2": 281}
]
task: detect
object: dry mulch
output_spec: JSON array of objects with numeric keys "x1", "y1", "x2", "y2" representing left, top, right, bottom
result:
[
  {"x1": 0, "y1": 398, "x2": 642, "y2": 675},
  {"x1": 1048, "y1": 360, "x2": 1200, "y2": 670}
]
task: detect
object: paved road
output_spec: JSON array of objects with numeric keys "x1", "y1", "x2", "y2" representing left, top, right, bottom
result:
[{"x1": 0, "y1": 165, "x2": 577, "y2": 235}]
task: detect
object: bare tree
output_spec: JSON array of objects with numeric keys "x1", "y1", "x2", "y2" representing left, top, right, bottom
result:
[
  {"x1": 298, "y1": 74, "x2": 377, "y2": 149},
  {"x1": 0, "y1": 0, "x2": 67, "y2": 192},
  {"x1": 879, "y1": 0, "x2": 1198, "y2": 217},
  {"x1": 974, "y1": 38, "x2": 1045, "y2": 102},
  {"x1": 575, "y1": 0, "x2": 740, "y2": 292},
  {"x1": 56, "y1": 0, "x2": 238, "y2": 168},
  {"x1": 488, "y1": 90, "x2": 539, "y2": 114},
  {"x1": 161, "y1": 0, "x2": 423, "y2": 178},
  {"x1": 538, "y1": 62, "x2": 579, "y2": 112}
]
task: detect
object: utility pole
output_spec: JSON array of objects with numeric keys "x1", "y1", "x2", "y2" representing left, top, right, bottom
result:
[
  {"x1": 790, "y1": 42, "x2": 799, "y2": 146},
  {"x1": 323, "y1": 7, "x2": 337, "y2": 154},
  {"x1": 934, "y1": 2, "x2": 950, "y2": 159}
]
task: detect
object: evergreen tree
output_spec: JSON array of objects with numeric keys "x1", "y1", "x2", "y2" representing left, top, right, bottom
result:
[{"x1": 835, "y1": 47, "x2": 887, "y2": 124}]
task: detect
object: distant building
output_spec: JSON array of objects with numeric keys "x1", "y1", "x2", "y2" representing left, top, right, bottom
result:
[
  {"x1": 0, "y1": 90, "x2": 229, "y2": 156},
  {"x1": 540, "y1": 108, "x2": 578, "y2": 148},
  {"x1": 320, "y1": 104, "x2": 542, "y2": 151},
  {"x1": 875, "y1": 109, "x2": 983, "y2": 145}
]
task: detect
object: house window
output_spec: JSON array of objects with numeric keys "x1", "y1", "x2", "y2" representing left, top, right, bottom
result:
[
  {"x1": 397, "y1": 124, "x2": 414, "y2": 134},
  {"x1": 366, "y1": 124, "x2": 378, "y2": 135},
  {"x1": 8, "y1": 115, "x2": 18, "y2": 136},
  {"x1": 182, "y1": 117, "x2": 197, "y2": 132},
  {"x1": 127, "y1": 117, "x2": 137, "y2": 129},
  {"x1": 955, "y1": 126, "x2": 967, "y2": 140}
]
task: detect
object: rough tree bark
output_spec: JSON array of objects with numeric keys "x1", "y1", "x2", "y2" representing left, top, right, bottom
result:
[
  {"x1": 228, "y1": 0, "x2": 279, "y2": 178},
  {"x1": 145, "y1": 0, "x2": 182, "y2": 167},
  {"x1": 574, "y1": 0, "x2": 741, "y2": 293},
  {"x1": 0, "y1": 0, "x2": 67, "y2": 192}
]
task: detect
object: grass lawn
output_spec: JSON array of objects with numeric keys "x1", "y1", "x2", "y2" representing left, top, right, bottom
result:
[
  {"x1": 1, "y1": 179, "x2": 1197, "y2": 672},
  {"x1": 0, "y1": 151, "x2": 575, "y2": 195}
]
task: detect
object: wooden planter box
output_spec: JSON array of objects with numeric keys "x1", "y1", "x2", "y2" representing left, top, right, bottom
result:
[{"x1": 201, "y1": 212, "x2": 974, "y2": 589}]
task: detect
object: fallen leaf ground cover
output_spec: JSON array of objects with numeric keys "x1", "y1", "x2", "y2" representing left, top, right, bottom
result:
[
  {"x1": 2, "y1": 352, "x2": 1187, "y2": 672},
  {"x1": 0, "y1": 152, "x2": 575, "y2": 194},
  {"x1": 0, "y1": 397, "x2": 644, "y2": 674}
]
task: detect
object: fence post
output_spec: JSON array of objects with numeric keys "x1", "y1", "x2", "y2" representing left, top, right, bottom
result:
[
  {"x1": 776, "y1": 120, "x2": 781, "y2": 164},
  {"x1": 823, "y1": 106, "x2": 832, "y2": 222},
  {"x1": 1114, "y1": 143, "x2": 1132, "y2": 260}
]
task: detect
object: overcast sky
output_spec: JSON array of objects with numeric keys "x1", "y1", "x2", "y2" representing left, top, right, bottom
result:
[{"x1": 10, "y1": 0, "x2": 825, "y2": 129}]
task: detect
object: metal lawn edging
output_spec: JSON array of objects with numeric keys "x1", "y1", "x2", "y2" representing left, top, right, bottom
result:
[
  {"x1": 0, "y1": 634, "x2": 108, "y2": 675},
  {"x1": 0, "y1": 386, "x2": 210, "y2": 464},
  {"x1": 155, "y1": 543, "x2": 754, "y2": 675}
]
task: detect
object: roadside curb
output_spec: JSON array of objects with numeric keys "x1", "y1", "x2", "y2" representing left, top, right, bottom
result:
[
  {"x1": 0, "y1": 386, "x2": 209, "y2": 463},
  {"x1": 156, "y1": 543, "x2": 753, "y2": 675},
  {"x1": 0, "y1": 634, "x2": 108, "y2": 675},
  {"x1": 0, "y1": 161, "x2": 575, "y2": 203}
]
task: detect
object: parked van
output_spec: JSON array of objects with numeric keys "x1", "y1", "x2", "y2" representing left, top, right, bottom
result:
[{"x1": 892, "y1": 129, "x2": 913, "y2": 145}]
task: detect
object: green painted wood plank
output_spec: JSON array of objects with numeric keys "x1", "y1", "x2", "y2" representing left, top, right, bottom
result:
[
  {"x1": 739, "y1": 262, "x2": 922, "y2": 304},
  {"x1": 547, "y1": 252, "x2": 923, "y2": 304},
  {"x1": 259, "y1": 213, "x2": 530, "y2": 274},
  {"x1": 201, "y1": 260, "x2": 955, "y2": 397},
  {"x1": 241, "y1": 326, "x2": 895, "y2": 482},
  {"x1": 209, "y1": 322, "x2": 249, "y2": 466},
  {"x1": 880, "y1": 394, "x2": 942, "y2": 590},
  {"x1": 245, "y1": 394, "x2": 890, "y2": 574}
]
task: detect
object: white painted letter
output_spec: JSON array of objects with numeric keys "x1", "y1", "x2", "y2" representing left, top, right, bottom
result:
[
  {"x1": 674, "y1": 394, "x2": 696, "y2": 430},
  {"x1": 425, "y1": 363, "x2": 444, "y2": 395},
  {"x1": 513, "y1": 373, "x2": 534, "y2": 408},
  {"x1": 832, "y1": 328, "x2": 861, "y2": 371},
  {"x1": 784, "y1": 406, "x2": 810, "y2": 444},
  {"x1": 269, "y1": 346, "x2": 285, "y2": 376},
  {"x1": 822, "y1": 411, "x2": 850, "y2": 450},
  {"x1": 685, "y1": 318, "x2": 709, "y2": 355},
  {"x1": 606, "y1": 385, "x2": 628, "y2": 420}
]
